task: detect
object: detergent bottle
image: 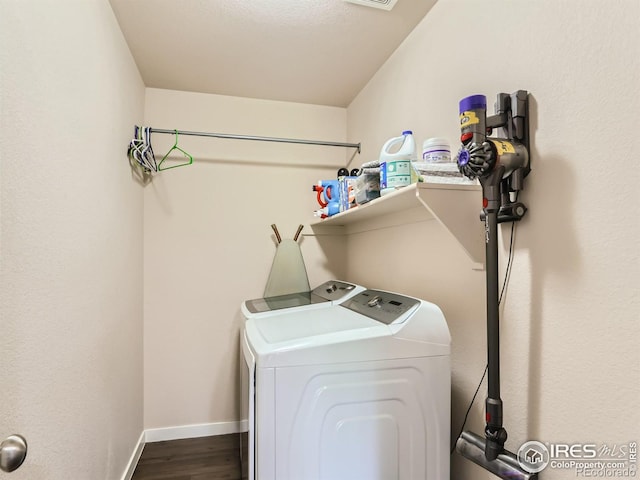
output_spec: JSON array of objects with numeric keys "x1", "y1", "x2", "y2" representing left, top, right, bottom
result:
[
  {"x1": 312, "y1": 180, "x2": 340, "y2": 218},
  {"x1": 379, "y1": 130, "x2": 417, "y2": 196}
]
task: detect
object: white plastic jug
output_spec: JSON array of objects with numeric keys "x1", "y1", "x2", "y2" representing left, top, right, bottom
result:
[{"x1": 380, "y1": 130, "x2": 417, "y2": 196}]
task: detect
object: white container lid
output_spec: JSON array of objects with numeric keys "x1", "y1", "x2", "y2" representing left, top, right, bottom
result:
[{"x1": 423, "y1": 137, "x2": 450, "y2": 149}]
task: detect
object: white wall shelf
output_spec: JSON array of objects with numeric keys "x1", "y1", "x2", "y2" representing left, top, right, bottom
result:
[{"x1": 310, "y1": 182, "x2": 485, "y2": 267}]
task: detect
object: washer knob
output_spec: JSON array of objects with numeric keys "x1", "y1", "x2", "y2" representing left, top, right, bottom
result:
[{"x1": 367, "y1": 296, "x2": 382, "y2": 307}]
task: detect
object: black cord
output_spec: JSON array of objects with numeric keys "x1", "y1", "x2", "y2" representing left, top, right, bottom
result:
[
  {"x1": 499, "y1": 218, "x2": 517, "y2": 305},
  {"x1": 450, "y1": 217, "x2": 518, "y2": 455},
  {"x1": 450, "y1": 364, "x2": 488, "y2": 454}
]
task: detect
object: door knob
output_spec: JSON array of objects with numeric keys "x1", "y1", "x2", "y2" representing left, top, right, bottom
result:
[{"x1": 0, "y1": 435, "x2": 27, "y2": 472}]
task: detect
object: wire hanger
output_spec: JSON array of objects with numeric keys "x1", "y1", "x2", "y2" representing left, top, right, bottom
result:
[
  {"x1": 128, "y1": 126, "x2": 157, "y2": 172},
  {"x1": 158, "y1": 130, "x2": 194, "y2": 171},
  {"x1": 141, "y1": 127, "x2": 158, "y2": 172},
  {"x1": 128, "y1": 126, "x2": 144, "y2": 168}
]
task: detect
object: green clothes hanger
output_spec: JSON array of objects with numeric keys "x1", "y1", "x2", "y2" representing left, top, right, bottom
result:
[{"x1": 158, "y1": 130, "x2": 194, "y2": 171}]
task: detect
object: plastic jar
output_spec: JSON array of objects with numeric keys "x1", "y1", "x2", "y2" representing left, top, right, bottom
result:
[{"x1": 421, "y1": 137, "x2": 452, "y2": 163}]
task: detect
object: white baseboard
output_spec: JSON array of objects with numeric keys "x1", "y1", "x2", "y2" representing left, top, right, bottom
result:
[
  {"x1": 144, "y1": 420, "x2": 248, "y2": 443},
  {"x1": 120, "y1": 430, "x2": 145, "y2": 480}
]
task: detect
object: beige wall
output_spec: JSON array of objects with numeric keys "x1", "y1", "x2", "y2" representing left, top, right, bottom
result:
[
  {"x1": 347, "y1": 0, "x2": 639, "y2": 479},
  {"x1": 0, "y1": 1, "x2": 145, "y2": 479},
  {"x1": 3, "y1": 1, "x2": 637, "y2": 478},
  {"x1": 142, "y1": 88, "x2": 348, "y2": 429}
]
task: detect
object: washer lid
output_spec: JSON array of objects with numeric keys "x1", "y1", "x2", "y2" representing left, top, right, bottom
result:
[
  {"x1": 243, "y1": 290, "x2": 326, "y2": 314},
  {"x1": 252, "y1": 306, "x2": 381, "y2": 345},
  {"x1": 242, "y1": 280, "x2": 364, "y2": 315}
]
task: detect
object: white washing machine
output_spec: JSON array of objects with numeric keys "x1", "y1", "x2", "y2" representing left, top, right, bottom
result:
[
  {"x1": 240, "y1": 289, "x2": 451, "y2": 480},
  {"x1": 240, "y1": 280, "x2": 366, "y2": 320},
  {"x1": 239, "y1": 279, "x2": 366, "y2": 476}
]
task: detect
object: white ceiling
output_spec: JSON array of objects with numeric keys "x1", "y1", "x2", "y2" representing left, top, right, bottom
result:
[{"x1": 108, "y1": 0, "x2": 437, "y2": 107}]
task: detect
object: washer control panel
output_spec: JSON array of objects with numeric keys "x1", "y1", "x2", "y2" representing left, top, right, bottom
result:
[
  {"x1": 313, "y1": 280, "x2": 357, "y2": 301},
  {"x1": 341, "y1": 289, "x2": 420, "y2": 325}
]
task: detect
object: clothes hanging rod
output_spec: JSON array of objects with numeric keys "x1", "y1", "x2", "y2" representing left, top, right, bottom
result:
[{"x1": 149, "y1": 127, "x2": 361, "y2": 153}]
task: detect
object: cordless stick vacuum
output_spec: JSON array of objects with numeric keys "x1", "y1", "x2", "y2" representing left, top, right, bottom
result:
[{"x1": 455, "y1": 91, "x2": 536, "y2": 480}]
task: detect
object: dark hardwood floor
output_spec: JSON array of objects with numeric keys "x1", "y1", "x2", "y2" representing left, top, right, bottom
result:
[{"x1": 131, "y1": 434, "x2": 245, "y2": 480}]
